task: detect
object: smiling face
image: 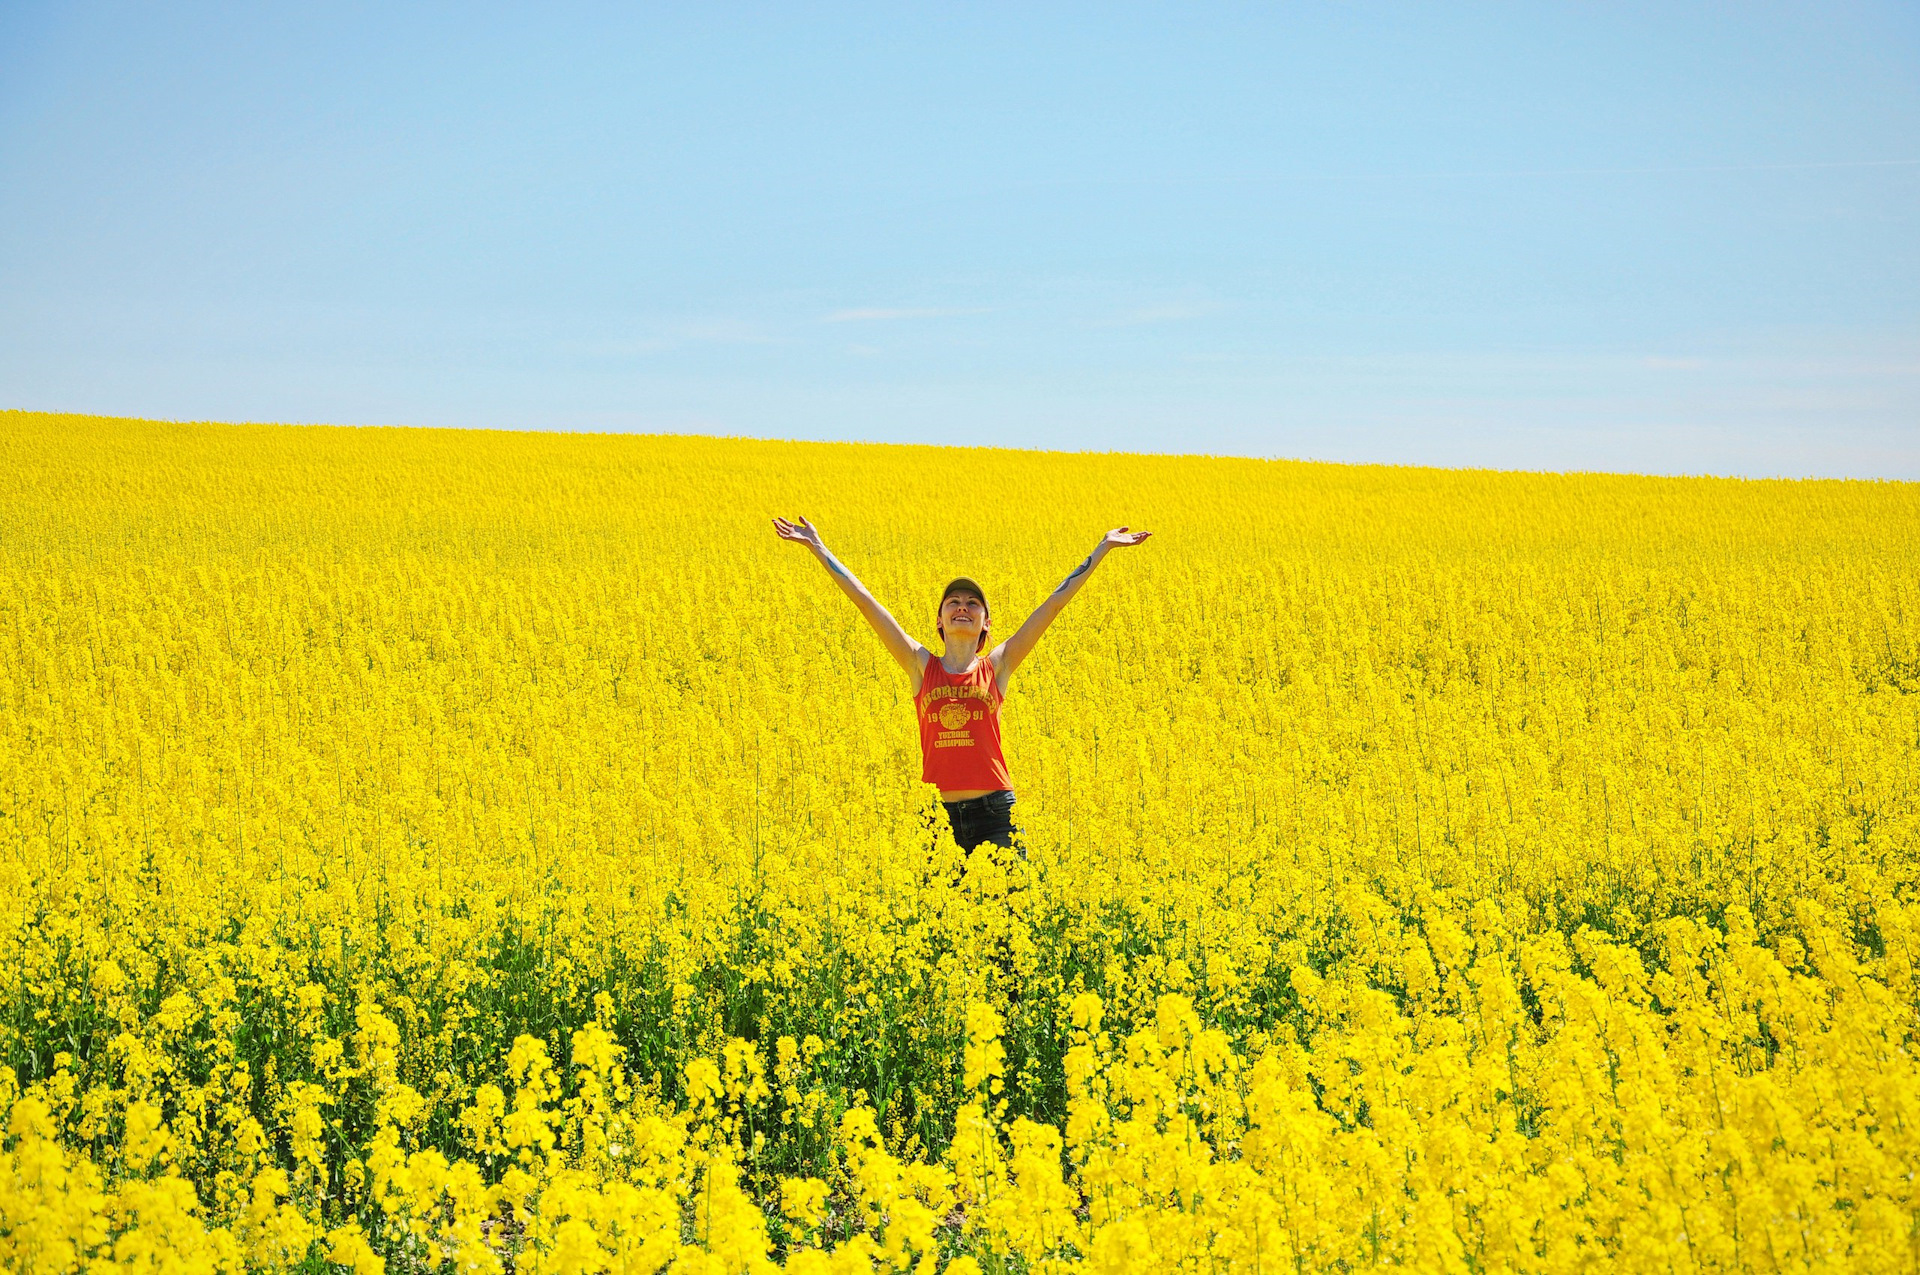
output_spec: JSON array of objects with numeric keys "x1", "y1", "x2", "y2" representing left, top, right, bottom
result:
[{"x1": 937, "y1": 590, "x2": 990, "y2": 652}]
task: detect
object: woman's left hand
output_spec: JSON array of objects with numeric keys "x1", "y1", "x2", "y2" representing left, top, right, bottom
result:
[{"x1": 1102, "y1": 526, "x2": 1153, "y2": 550}]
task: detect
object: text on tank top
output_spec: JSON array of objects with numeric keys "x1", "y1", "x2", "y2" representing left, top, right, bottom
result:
[{"x1": 915, "y1": 653, "x2": 1013, "y2": 792}]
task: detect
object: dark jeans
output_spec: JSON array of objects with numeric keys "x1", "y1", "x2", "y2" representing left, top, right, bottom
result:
[{"x1": 942, "y1": 789, "x2": 1019, "y2": 852}]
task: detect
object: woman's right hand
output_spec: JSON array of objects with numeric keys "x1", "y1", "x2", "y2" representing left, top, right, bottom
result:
[{"x1": 772, "y1": 516, "x2": 824, "y2": 550}]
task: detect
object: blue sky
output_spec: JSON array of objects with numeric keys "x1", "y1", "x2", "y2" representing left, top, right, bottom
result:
[{"x1": 3, "y1": 3, "x2": 1916, "y2": 476}]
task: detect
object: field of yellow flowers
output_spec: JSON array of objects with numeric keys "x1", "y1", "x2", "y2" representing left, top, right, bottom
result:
[{"x1": 2, "y1": 409, "x2": 1918, "y2": 1273}]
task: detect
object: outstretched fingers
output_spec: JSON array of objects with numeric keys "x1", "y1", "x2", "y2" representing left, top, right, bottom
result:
[{"x1": 772, "y1": 515, "x2": 820, "y2": 544}]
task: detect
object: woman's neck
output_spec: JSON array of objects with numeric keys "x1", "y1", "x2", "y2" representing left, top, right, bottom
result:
[{"x1": 938, "y1": 642, "x2": 980, "y2": 673}]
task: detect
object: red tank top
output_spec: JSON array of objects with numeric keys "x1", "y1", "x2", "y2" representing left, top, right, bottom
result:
[{"x1": 915, "y1": 653, "x2": 1012, "y2": 792}]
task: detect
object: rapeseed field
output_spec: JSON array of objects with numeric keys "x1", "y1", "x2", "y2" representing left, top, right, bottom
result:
[{"x1": 3, "y1": 409, "x2": 1918, "y2": 1273}]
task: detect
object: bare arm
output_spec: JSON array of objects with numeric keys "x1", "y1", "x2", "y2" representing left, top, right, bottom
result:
[
  {"x1": 772, "y1": 516, "x2": 928, "y2": 688},
  {"x1": 992, "y1": 526, "x2": 1152, "y2": 686}
]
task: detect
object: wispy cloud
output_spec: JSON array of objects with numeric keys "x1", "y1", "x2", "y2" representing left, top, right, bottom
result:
[
  {"x1": 822, "y1": 307, "x2": 990, "y2": 323},
  {"x1": 581, "y1": 337, "x2": 679, "y2": 356},
  {"x1": 1643, "y1": 356, "x2": 1705, "y2": 370},
  {"x1": 1101, "y1": 302, "x2": 1217, "y2": 327},
  {"x1": 580, "y1": 319, "x2": 776, "y2": 357},
  {"x1": 674, "y1": 319, "x2": 778, "y2": 344}
]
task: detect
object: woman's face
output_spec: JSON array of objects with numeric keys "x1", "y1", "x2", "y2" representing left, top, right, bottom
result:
[{"x1": 939, "y1": 592, "x2": 988, "y2": 645}]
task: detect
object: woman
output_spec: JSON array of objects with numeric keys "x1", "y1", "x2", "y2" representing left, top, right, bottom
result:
[{"x1": 771, "y1": 515, "x2": 1152, "y2": 850}]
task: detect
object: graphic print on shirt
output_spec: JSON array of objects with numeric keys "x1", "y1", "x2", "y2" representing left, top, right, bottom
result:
[{"x1": 923, "y1": 678, "x2": 995, "y2": 748}]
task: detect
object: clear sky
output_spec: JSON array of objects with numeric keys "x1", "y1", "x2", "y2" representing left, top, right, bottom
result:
[{"x1": 3, "y1": 3, "x2": 1916, "y2": 477}]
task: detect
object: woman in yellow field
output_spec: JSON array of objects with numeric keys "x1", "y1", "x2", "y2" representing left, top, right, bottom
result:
[{"x1": 772, "y1": 516, "x2": 1151, "y2": 851}]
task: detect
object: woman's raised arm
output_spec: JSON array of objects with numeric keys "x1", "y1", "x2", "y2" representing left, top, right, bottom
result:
[
  {"x1": 773, "y1": 516, "x2": 928, "y2": 688},
  {"x1": 992, "y1": 526, "x2": 1152, "y2": 685}
]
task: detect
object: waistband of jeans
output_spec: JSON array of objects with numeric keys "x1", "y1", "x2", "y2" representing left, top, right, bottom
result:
[{"x1": 942, "y1": 790, "x2": 1014, "y2": 811}]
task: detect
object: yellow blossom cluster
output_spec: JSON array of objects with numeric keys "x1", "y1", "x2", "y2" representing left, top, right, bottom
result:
[{"x1": 1, "y1": 409, "x2": 1918, "y2": 1271}]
